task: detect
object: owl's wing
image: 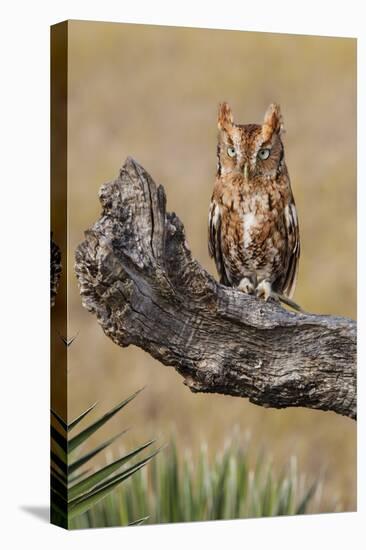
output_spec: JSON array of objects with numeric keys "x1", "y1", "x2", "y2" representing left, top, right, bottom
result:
[
  {"x1": 208, "y1": 199, "x2": 230, "y2": 286},
  {"x1": 282, "y1": 199, "x2": 300, "y2": 299}
]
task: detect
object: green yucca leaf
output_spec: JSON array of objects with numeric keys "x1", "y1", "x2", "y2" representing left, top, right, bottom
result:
[
  {"x1": 296, "y1": 482, "x2": 317, "y2": 514},
  {"x1": 128, "y1": 516, "x2": 149, "y2": 526},
  {"x1": 260, "y1": 471, "x2": 271, "y2": 516},
  {"x1": 68, "y1": 429, "x2": 128, "y2": 475},
  {"x1": 51, "y1": 464, "x2": 65, "y2": 480},
  {"x1": 213, "y1": 452, "x2": 230, "y2": 518},
  {"x1": 53, "y1": 386, "x2": 320, "y2": 529},
  {"x1": 51, "y1": 465, "x2": 67, "y2": 485},
  {"x1": 51, "y1": 450, "x2": 67, "y2": 474},
  {"x1": 78, "y1": 447, "x2": 159, "y2": 499},
  {"x1": 68, "y1": 440, "x2": 156, "y2": 501},
  {"x1": 68, "y1": 469, "x2": 91, "y2": 483},
  {"x1": 68, "y1": 450, "x2": 159, "y2": 519},
  {"x1": 51, "y1": 425, "x2": 67, "y2": 454},
  {"x1": 51, "y1": 388, "x2": 160, "y2": 527},
  {"x1": 67, "y1": 437, "x2": 321, "y2": 528},
  {"x1": 276, "y1": 479, "x2": 292, "y2": 515},
  {"x1": 51, "y1": 409, "x2": 68, "y2": 432},
  {"x1": 52, "y1": 475, "x2": 68, "y2": 499},
  {"x1": 68, "y1": 402, "x2": 98, "y2": 432},
  {"x1": 68, "y1": 389, "x2": 142, "y2": 454},
  {"x1": 51, "y1": 489, "x2": 68, "y2": 518}
]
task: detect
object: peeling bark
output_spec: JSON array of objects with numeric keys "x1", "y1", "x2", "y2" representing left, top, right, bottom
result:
[{"x1": 75, "y1": 157, "x2": 357, "y2": 420}]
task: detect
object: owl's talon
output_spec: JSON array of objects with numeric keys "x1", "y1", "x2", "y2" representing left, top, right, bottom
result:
[
  {"x1": 256, "y1": 280, "x2": 272, "y2": 301},
  {"x1": 238, "y1": 277, "x2": 255, "y2": 294}
]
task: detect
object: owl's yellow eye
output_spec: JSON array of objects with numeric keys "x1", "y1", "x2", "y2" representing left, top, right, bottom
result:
[
  {"x1": 258, "y1": 148, "x2": 270, "y2": 160},
  {"x1": 227, "y1": 146, "x2": 236, "y2": 158}
]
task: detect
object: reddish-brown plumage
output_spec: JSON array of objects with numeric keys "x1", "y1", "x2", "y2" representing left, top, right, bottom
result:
[{"x1": 208, "y1": 102, "x2": 300, "y2": 299}]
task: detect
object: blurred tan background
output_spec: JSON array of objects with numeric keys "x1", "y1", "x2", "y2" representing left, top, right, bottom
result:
[{"x1": 61, "y1": 21, "x2": 356, "y2": 512}]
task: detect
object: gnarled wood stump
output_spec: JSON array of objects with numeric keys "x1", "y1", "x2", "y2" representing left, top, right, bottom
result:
[{"x1": 75, "y1": 157, "x2": 357, "y2": 420}]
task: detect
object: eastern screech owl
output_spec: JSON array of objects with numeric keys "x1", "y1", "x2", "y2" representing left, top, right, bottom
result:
[{"x1": 208, "y1": 102, "x2": 300, "y2": 301}]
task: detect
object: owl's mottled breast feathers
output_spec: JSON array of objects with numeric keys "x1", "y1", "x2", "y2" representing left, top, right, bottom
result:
[{"x1": 208, "y1": 102, "x2": 300, "y2": 299}]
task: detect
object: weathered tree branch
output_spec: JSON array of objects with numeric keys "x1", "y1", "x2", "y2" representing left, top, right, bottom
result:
[{"x1": 75, "y1": 157, "x2": 357, "y2": 420}]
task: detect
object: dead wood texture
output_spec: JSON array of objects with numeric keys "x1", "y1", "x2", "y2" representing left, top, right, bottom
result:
[{"x1": 75, "y1": 157, "x2": 356, "y2": 420}]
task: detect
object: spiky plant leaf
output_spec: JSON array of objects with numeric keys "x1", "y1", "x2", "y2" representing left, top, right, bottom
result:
[
  {"x1": 51, "y1": 425, "x2": 67, "y2": 454},
  {"x1": 128, "y1": 516, "x2": 149, "y2": 526},
  {"x1": 296, "y1": 482, "x2": 317, "y2": 514},
  {"x1": 68, "y1": 469, "x2": 91, "y2": 483},
  {"x1": 51, "y1": 450, "x2": 67, "y2": 475},
  {"x1": 68, "y1": 430, "x2": 128, "y2": 475},
  {"x1": 68, "y1": 389, "x2": 142, "y2": 454},
  {"x1": 82, "y1": 439, "x2": 320, "y2": 527},
  {"x1": 68, "y1": 402, "x2": 98, "y2": 432},
  {"x1": 51, "y1": 409, "x2": 68, "y2": 432},
  {"x1": 51, "y1": 388, "x2": 157, "y2": 526},
  {"x1": 68, "y1": 450, "x2": 159, "y2": 519},
  {"x1": 51, "y1": 489, "x2": 67, "y2": 518},
  {"x1": 68, "y1": 440, "x2": 155, "y2": 500},
  {"x1": 51, "y1": 466, "x2": 67, "y2": 485}
]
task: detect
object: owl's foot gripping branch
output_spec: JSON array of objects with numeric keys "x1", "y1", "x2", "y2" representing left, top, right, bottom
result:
[{"x1": 75, "y1": 157, "x2": 356, "y2": 420}]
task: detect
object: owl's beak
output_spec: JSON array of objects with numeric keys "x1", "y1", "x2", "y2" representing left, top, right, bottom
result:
[{"x1": 243, "y1": 162, "x2": 249, "y2": 182}]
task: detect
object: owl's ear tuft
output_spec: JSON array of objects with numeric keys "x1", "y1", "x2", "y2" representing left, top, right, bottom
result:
[
  {"x1": 218, "y1": 102, "x2": 234, "y2": 130},
  {"x1": 262, "y1": 103, "x2": 284, "y2": 141}
]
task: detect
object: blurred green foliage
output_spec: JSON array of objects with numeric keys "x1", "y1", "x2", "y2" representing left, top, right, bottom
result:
[{"x1": 70, "y1": 436, "x2": 320, "y2": 528}]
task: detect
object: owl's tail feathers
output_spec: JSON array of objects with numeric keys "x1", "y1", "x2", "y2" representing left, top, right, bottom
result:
[{"x1": 271, "y1": 291, "x2": 308, "y2": 314}]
